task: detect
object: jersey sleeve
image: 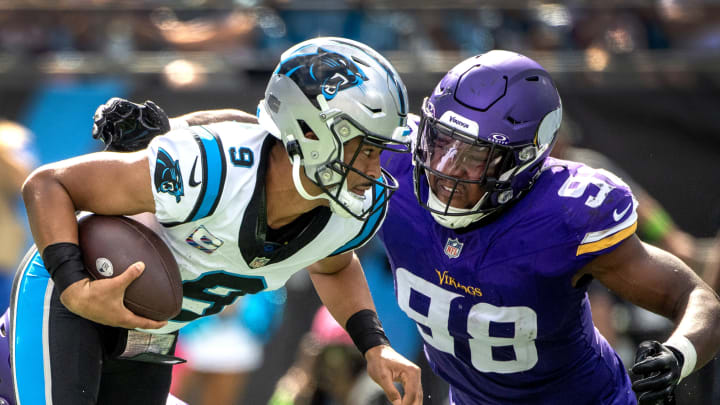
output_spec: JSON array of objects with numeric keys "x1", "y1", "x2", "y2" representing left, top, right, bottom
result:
[
  {"x1": 563, "y1": 165, "x2": 639, "y2": 261},
  {"x1": 147, "y1": 126, "x2": 228, "y2": 226}
]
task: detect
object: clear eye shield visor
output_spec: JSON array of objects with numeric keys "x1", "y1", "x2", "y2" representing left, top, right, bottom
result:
[{"x1": 416, "y1": 113, "x2": 511, "y2": 186}]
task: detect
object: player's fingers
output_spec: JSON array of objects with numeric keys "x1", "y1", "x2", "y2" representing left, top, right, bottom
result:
[
  {"x1": 115, "y1": 262, "x2": 145, "y2": 288},
  {"x1": 637, "y1": 384, "x2": 675, "y2": 403},
  {"x1": 376, "y1": 372, "x2": 402, "y2": 405},
  {"x1": 395, "y1": 366, "x2": 422, "y2": 405},
  {"x1": 632, "y1": 372, "x2": 674, "y2": 392},
  {"x1": 121, "y1": 311, "x2": 167, "y2": 330},
  {"x1": 631, "y1": 355, "x2": 669, "y2": 375}
]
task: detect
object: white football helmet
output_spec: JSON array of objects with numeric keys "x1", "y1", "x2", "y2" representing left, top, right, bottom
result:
[{"x1": 257, "y1": 37, "x2": 411, "y2": 219}]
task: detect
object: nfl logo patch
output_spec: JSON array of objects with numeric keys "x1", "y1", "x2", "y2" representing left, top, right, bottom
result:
[
  {"x1": 444, "y1": 238, "x2": 463, "y2": 259},
  {"x1": 249, "y1": 256, "x2": 271, "y2": 269}
]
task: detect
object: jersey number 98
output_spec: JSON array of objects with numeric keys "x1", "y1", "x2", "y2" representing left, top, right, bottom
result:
[{"x1": 396, "y1": 268, "x2": 538, "y2": 373}]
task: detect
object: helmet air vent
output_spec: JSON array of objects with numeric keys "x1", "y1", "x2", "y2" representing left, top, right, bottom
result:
[
  {"x1": 351, "y1": 56, "x2": 371, "y2": 67},
  {"x1": 525, "y1": 76, "x2": 539, "y2": 81},
  {"x1": 361, "y1": 103, "x2": 383, "y2": 114},
  {"x1": 506, "y1": 116, "x2": 529, "y2": 125}
]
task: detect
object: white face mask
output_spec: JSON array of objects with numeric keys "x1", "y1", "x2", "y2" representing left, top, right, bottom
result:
[
  {"x1": 328, "y1": 184, "x2": 373, "y2": 219},
  {"x1": 289, "y1": 153, "x2": 374, "y2": 220}
]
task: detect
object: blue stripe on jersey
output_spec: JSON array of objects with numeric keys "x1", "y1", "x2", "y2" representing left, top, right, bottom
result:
[
  {"x1": 331, "y1": 179, "x2": 388, "y2": 256},
  {"x1": 14, "y1": 250, "x2": 49, "y2": 405},
  {"x1": 185, "y1": 126, "x2": 226, "y2": 223}
]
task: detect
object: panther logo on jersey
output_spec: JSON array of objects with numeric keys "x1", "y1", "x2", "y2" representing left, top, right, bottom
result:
[
  {"x1": 277, "y1": 47, "x2": 368, "y2": 107},
  {"x1": 154, "y1": 147, "x2": 184, "y2": 203}
]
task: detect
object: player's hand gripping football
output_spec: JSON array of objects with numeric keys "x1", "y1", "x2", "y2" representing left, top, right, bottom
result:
[
  {"x1": 631, "y1": 340, "x2": 683, "y2": 404},
  {"x1": 364, "y1": 344, "x2": 423, "y2": 405},
  {"x1": 59, "y1": 262, "x2": 168, "y2": 330},
  {"x1": 92, "y1": 97, "x2": 170, "y2": 152}
]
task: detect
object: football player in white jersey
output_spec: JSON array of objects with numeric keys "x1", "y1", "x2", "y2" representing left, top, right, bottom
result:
[{"x1": 11, "y1": 38, "x2": 422, "y2": 405}]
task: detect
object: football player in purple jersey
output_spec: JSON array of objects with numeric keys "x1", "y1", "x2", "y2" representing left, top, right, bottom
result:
[
  {"x1": 82, "y1": 49, "x2": 720, "y2": 405},
  {"x1": 376, "y1": 50, "x2": 720, "y2": 404}
]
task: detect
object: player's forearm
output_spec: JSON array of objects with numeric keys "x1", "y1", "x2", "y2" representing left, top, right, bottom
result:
[
  {"x1": 171, "y1": 109, "x2": 257, "y2": 127},
  {"x1": 22, "y1": 165, "x2": 81, "y2": 252},
  {"x1": 641, "y1": 245, "x2": 720, "y2": 368},
  {"x1": 668, "y1": 286, "x2": 720, "y2": 369},
  {"x1": 308, "y1": 254, "x2": 377, "y2": 327}
]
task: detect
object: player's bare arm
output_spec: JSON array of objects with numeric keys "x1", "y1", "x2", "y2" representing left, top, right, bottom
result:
[
  {"x1": 308, "y1": 252, "x2": 423, "y2": 405},
  {"x1": 578, "y1": 234, "x2": 720, "y2": 367},
  {"x1": 22, "y1": 151, "x2": 165, "y2": 329},
  {"x1": 23, "y1": 151, "x2": 154, "y2": 249},
  {"x1": 307, "y1": 252, "x2": 374, "y2": 324},
  {"x1": 576, "y1": 234, "x2": 720, "y2": 402},
  {"x1": 172, "y1": 108, "x2": 258, "y2": 126}
]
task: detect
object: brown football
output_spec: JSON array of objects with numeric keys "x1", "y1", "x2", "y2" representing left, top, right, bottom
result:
[{"x1": 77, "y1": 214, "x2": 183, "y2": 321}]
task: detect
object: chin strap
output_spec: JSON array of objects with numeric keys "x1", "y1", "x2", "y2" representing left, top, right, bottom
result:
[
  {"x1": 290, "y1": 151, "x2": 365, "y2": 219},
  {"x1": 291, "y1": 153, "x2": 323, "y2": 201}
]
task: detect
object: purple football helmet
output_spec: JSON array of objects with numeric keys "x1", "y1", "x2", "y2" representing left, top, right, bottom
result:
[
  {"x1": 413, "y1": 50, "x2": 562, "y2": 229},
  {"x1": 0, "y1": 310, "x2": 13, "y2": 405}
]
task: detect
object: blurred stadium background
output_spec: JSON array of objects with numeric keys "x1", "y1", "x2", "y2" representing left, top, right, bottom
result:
[{"x1": 1, "y1": 0, "x2": 720, "y2": 404}]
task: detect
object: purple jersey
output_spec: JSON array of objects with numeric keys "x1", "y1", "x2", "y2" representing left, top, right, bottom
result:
[{"x1": 379, "y1": 151, "x2": 638, "y2": 405}]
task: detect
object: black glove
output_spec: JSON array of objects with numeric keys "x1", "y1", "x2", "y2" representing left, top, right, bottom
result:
[
  {"x1": 92, "y1": 97, "x2": 171, "y2": 152},
  {"x1": 631, "y1": 340, "x2": 683, "y2": 404}
]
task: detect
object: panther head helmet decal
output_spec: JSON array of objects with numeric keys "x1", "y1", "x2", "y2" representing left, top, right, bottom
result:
[{"x1": 277, "y1": 47, "x2": 369, "y2": 108}]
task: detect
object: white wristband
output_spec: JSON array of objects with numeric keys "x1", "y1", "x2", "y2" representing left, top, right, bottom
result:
[
  {"x1": 664, "y1": 335, "x2": 697, "y2": 381},
  {"x1": 169, "y1": 118, "x2": 189, "y2": 131}
]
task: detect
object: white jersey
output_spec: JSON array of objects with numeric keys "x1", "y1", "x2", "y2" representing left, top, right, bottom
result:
[{"x1": 145, "y1": 121, "x2": 388, "y2": 333}]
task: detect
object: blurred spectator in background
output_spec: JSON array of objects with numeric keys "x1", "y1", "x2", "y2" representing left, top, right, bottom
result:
[
  {"x1": 256, "y1": 0, "x2": 405, "y2": 53},
  {"x1": 268, "y1": 306, "x2": 389, "y2": 405},
  {"x1": 0, "y1": 120, "x2": 35, "y2": 310},
  {"x1": 143, "y1": 7, "x2": 257, "y2": 52},
  {"x1": 172, "y1": 289, "x2": 285, "y2": 405}
]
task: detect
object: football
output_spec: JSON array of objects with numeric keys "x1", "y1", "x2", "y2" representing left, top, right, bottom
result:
[{"x1": 77, "y1": 214, "x2": 183, "y2": 321}]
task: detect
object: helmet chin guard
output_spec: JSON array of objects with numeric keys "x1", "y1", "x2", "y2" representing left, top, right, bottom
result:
[
  {"x1": 258, "y1": 37, "x2": 411, "y2": 219},
  {"x1": 426, "y1": 188, "x2": 489, "y2": 229}
]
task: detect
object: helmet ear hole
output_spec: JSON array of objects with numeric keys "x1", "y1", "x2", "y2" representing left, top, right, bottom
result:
[{"x1": 297, "y1": 120, "x2": 317, "y2": 140}]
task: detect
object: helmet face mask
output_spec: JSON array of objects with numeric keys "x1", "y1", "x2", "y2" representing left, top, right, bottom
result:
[
  {"x1": 412, "y1": 50, "x2": 563, "y2": 229},
  {"x1": 313, "y1": 133, "x2": 402, "y2": 220},
  {"x1": 258, "y1": 37, "x2": 411, "y2": 219}
]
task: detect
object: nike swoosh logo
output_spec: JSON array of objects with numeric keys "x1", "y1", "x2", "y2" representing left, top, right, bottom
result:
[
  {"x1": 189, "y1": 156, "x2": 201, "y2": 187},
  {"x1": 613, "y1": 202, "x2": 632, "y2": 221}
]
